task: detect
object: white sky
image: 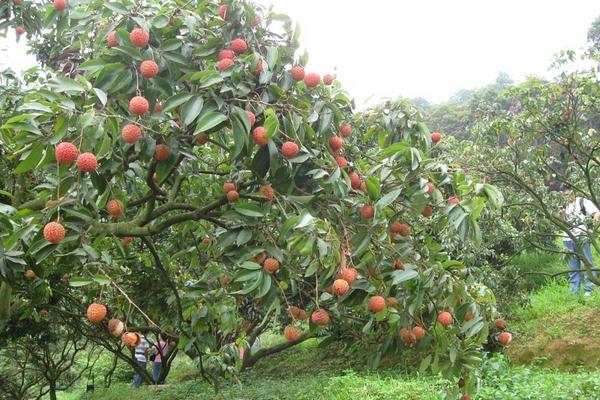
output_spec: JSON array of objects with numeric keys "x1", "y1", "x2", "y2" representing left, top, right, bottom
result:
[{"x1": 2, "y1": 0, "x2": 599, "y2": 108}]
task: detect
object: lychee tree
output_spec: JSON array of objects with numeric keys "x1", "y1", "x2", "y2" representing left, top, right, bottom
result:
[{"x1": 1, "y1": 0, "x2": 505, "y2": 397}]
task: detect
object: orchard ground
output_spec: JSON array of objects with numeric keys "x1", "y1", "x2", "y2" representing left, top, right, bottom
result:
[{"x1": 52, "y1": 250, "x2": 600, "y2": 400}]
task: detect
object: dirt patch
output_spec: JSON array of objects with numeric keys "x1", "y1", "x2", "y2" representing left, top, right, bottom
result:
[{"x1": 508, "y1": 307, "x2": 600, "y2": 370}]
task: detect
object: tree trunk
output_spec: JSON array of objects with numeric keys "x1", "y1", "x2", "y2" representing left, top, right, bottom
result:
[
  {"x1": 242, "y1": 332, "x2": 313, "y2": 369},
  {"x1": 49, "y1": 381, "x2": 57, "y2": 400}
]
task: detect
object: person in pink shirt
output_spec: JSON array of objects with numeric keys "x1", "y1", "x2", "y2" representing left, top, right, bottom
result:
[{"x1": 151, "y1": 334, "x2": 168, "y2": 384}]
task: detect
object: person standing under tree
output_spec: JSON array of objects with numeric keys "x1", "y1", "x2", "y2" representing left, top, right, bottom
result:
[
  {"x1": 151, "y1": 334, "x2": 168, "y2": 384},
  {"x1": 559, "y1": 185, "x2": 600, "y2": 296},
  {"x1": 132, "y1": 335, "x2": 150, "y2": 388}
]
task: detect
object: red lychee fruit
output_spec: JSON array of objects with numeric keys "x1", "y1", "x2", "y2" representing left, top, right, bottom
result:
[
  {"x1": 259, "y1": 184, "x2": 275, "y2": 201},
  {"x1": 106, "y1": 199, "x2": 124, "y2": 217},
  {"x1": 254, "y1": 59, "x2": 264, "y2": 77},
  {"x1": 448, "y1": 196, "x2": 460, "y2": 205},
  {"x1": 16, "y1": 26, "x2": 25, "y2": 35},
  {"x1": 323, "y1": 74, "x2": 334, "y2": 85},
  {"x1": 154, "y1": 102, "x2": 162, "y2": 112},
  {"x1": 231, "y1": 38, "x2": 247, "y2": 54},
  {"x1": 332, "y1": 279, "x2": 349, "y2": 296},
  {"x1": 386, "y1": 297, "x2": 398, "y2": 307},
  {"x1": 288, "y1": 306, "x2": 301, "y2": 319},
  {"x1": 340, "y1": 124, "x2": 352, "y2": 137},
  {"x1": 107, "y1": 31, "x2": 118, "y2": 47},
  {"x1": 140, "y1": 60, "x2": 159, "y2": 78},
  {"x1": 122, "y1": 332, "x2": 141, "y2": 348},
  {"x1": 422, "y1": 205, "x2": 433, "y2": 217},
  {"x1": 219, "y1": 49, "x2": 235, "y2": 60},
  {"x1": 108, "y1": 318, "x2": 124, "y2": 337},
  {"x1": 263, "y1": 258, "x2": 279, "y2": 273},
  {"x1": 121, "y1": 124, "x2": 141, "y2": 144},
  {"x1": 426, "y1": 182, "x2": 435, "y2": 193},
  {"x1": 291, "y1": 65, "x2": 305, "y2": 81},
  {"x1": 413, "y1": 326, "x2": 426, "y2": 340},
  {"x1": 304, "y1": 72, "x2": 320, "y2": 88},
  {"x1": 130, "y1": 28, "x2": 149, "y2": 48},
  {"x1": 122, "y1": 237, "x2": 134, "y2": 246},
  {"x1": 361, "y1": 204, "x2": 374, "y2": 219},
  {"x1": 226, "y1": 190, "x2": 239, "y2": 202},
  {"x1": 431, "y1": 131, "x2": 442, "y2": 143},
  {"x1": 76, "y1": 152, "x2": 97, "y2": 172},
  {"x1": 25, "y1": 270, "x2": 36, "y2": 280},
  {"x1": 283, "y1": 325, "x2": 299, "y2": 341},
  {"x1": 394, "y1": 260, "x2": 405, "y2": 270},
  {"x1": 223, "y1": 182, "x2": 236, "y2": 193},
  {"x1": 329, "y1": 136, "x2": 343, "y2": 151},
  {"x1": 281, "y1": 141, "x2": 299, "y2": 159},
  {"x1": 197, "y1": 133, "x2": 209, "y2": 145},
  {"x1": 495, "y1": 318, "x2": 506, "y2": 329},
  {"x1": 55, "y1": 142, "x2": 78, "y2": 164},
  {"x1": 337, "y1": 267, "x2": 357, "y2": 285},
  {"x1": 252, "y1": 126, "x2": 268, "y2": 146},
  {"x1": 349, "y1": 172, "x2": 361, "y2": 189},
  {"x1": 464, "y1": 312, "x2": 474, "y2": 321},
  {"x1": 311, "y1": 308, "x2": 330, "y2": 326},
  {"x1": 437, "y1": 311, "x2": 453, "y2": 327},
  {"x1": 218, "y1": 58, "x2": 234, "y2": 71},
  {"x1": 368, "y1": 296, "x2": 386, "y2": 313},
  {"x1": 498, "y1": 331, "x2": 513, "y2": 345},
  {"x1": 335, "y1": 156, "x2": 348, "y2": 169},
  {"x1": 129, "y1": 96, "x2": 149, "y2": 115},
  {"x1": 87, "y1": 303, "x2": 107, "y2": 324},
  {"x1": 400, "y1": 327, "x2": 416, "y2": 346},
  {"x1": 53, "y1": 0, "x2": 67, "y2": 11},
  {"x1": 154, "y1": 144, "x2": 171, "y2": 161},
  {"x1": 246, "y1": 111, "x2": 256, "y2": 127}
]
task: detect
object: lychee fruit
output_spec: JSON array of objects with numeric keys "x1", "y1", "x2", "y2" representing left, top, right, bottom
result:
[
  {"x1": 498, "y1": 331, "x2": 513, "y2": 345},
  {"x1": 422, "y1": 205, "x2": 433, "y2": 217},
  {"x1": 431, "y1": 132, "x2": 442, "y2": 143},
  {"x1": 311, "y1": 308, "x2": 330, "y2": 326},
  {"x1": 122, "y1": 332, "x2": 141, "y2": 348},
  {"x1": 63, "y1": 274, "x2": 70, "y2": 281},
  {"x1": 335, "y1": 156, "x2": 347, "y2": 169},
  {"x1": 394, "y1": 260, "x2": 405, "y2": 270},
  {"x1": 226, "y1": 190, "x2": 239, "y2": 202},
  {"x1": 297, "y1": 309, "x2": 307, "y2": 321},
  {"x1": 154, "y1": 102, "x2": 162, "y2": 112},
  {"x1": 223, "y1": 182, "x2": 236, "y2": 192},
  {"x1": 464, "y1": 312, "x2": 474, "y2": 321},
  {"x1": 400, "y1": 327, "x2": 416, "y2": 346},
  {"x1": 323, "y1": 74, "x2": 334, "y2": 85},
  {"x1": 130, "y1": 28, "x2": 149, "y2": 48},
  {"x1": 329, "y1": 136, "x2": 343, "y2": 151},
  {"x1": 494, "y1": 318, "x2": 505, "y2": 329},
  {"x1": 121, "y1": 124, "x2": 141, "y2": 144},
  {"x1": 197, "y1": 133, "x2": 209, "y2": 145},
  {"x1": 259, "y1": 184, "x2": 275, "y2": 201},
  {"x1": 44, "y1": 222, "x2": 65, "y2": 244},
  {"x1": 219, "y1": 49, "x2": 235, "y2": 60},
  {"x1": 231, "y1": 38, "x2": 247, "y2": 54},
  {"x1": 25, "y1": 270, "x2": 36, "y2": 280},
  {"x1": 53, "y1": 0, "x2": 67, "y2": 11},
  {"x1": 252, "y1": 127, "x2": 268, "y2": 146},
  {"x1": 154, "y1": 144, "x2": 171, "y2": 161},
  {"x1": 448, "y1": 196, "x2": 460, "y2": 205},
  {"x1": 76, "y1": 152, "x2": 97, "y2": 172},
  {"x1": 122, "y1": 237, "x2": 134, "y2": 246},
  {"x1": 129, "y1": 96, "x2": 149, "y2": 115},
  {"x1": 304, "y1": 72, "x2": 320, "y2": 88},
  {"x1": 86, "y1": 303, "x2": 107, "y2": 324},
  {"x1": 106, "y1": 199, "x2": 124, "y2": 217},
  {"x1": 361, "y1": 204, "x2": 374, "y2": 219},
  {"x1": 55, "y1": 142, "x2": 78, "y2": 164},
  {"x1": 291, "y1": 65, "x2": 305, "y2": 81},
  {"x1": 16, "y1": 26, "x2": 25, "y2": 35},
  {"x1": 386, "y1": 297, "x2": 398, "y2": 307},
  {"x1": 288, "y1": 306, "x2": 301, "y2": 319},
  {"x1": 108, "y1": 318, "x2": 124, "y2": 337},
  {"x1": 349, "y1": 172, "x2": 361, "y2": 189},
  {"x1": 426, "y1": 182, "x2": 435, "y2": 193},
  {"x1": 218, "y1": 58, "x2": 234, "y2": 71},
  {"x1": 437, "y1": 311, "x2": 453, "y2": 327},
  {"x1": 283, "y1": 325, "x2": 299, "y2": 341},
  {"x1": 337, "y1": 267, "x2": 357, "y2": 285},
  {"x1": 254, "y1": 59, "x2": 264, "y2": 77},
  {"x1": 368, "y1": 296, "x2": 386, "y2": 313},
  {"x1": 246, "y1": 111, "x2": 256, "y2": 127},
  {"x1": 281, "y1": 141, "x2": 299, "y2": 159},
  {"x1": 332, "y1": 279, "x2": 349, "y2": 296},
  {"x1": 340, "y1": 124, "x2": 352, "y2": 137},
  {"x1": 412, "y1": 326, "x2": 426, "y2": 340},
  {"x1": 140, "y1": 60, "x2": 159, "y2": 78},
  {"x1": 107, "y1": 31, "x2": 118, "y2": 47},
  {"x1": 263, "y1": 258, "x2": 279, "y2": 273}
]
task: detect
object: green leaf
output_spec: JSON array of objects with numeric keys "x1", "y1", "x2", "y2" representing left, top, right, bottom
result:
[
  {"x1": 181, "y1": 96, "x2": 204, "y2": 126},
  {"x1": 69, "y1": 277, "x2": 93, "y2": 287},
  {"x1": 163, "y1": 93, "x2": 193, "y2": 113},
  {"x1": 239, "y1": 261, "x2": 262, "y2": 270},
  {"x1": 376, "y1": 187, "x2": 402, "y2": 210},
  {"x1": 92, "y1": 274, "x2": 110, "y2": 285},
  {"x1": 365, "y1": 176, "x2": 381, "y2": 201},
  {"x1": 264, "y1": 108, "x2": 279, "y2": 138},
  {"x1": 234, "y1": 203, "x2": 265, "y2": 217},
  {"x1": 391, "y1": 269, "x2": 419, "y2": 285},
  {"x1": 13, "y1": 144, "x2": 45, "y2": 174},
  {"x1": 48, "y1": 76, "x2": 86, "y2": 93},
  {"x1": 257, "y1": 272, "x2": 272, "y2": 297},
  {"x1": 236, "y1": 230, "x2": 253, "y2": 246},
  {"x1": 194, "y1": 112, "x2": 228, "y2": 133}
]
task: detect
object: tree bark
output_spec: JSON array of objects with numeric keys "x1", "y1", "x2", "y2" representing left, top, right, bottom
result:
[{"x1": 242, "y1": 332, "x2": 313, "y2": 369}]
